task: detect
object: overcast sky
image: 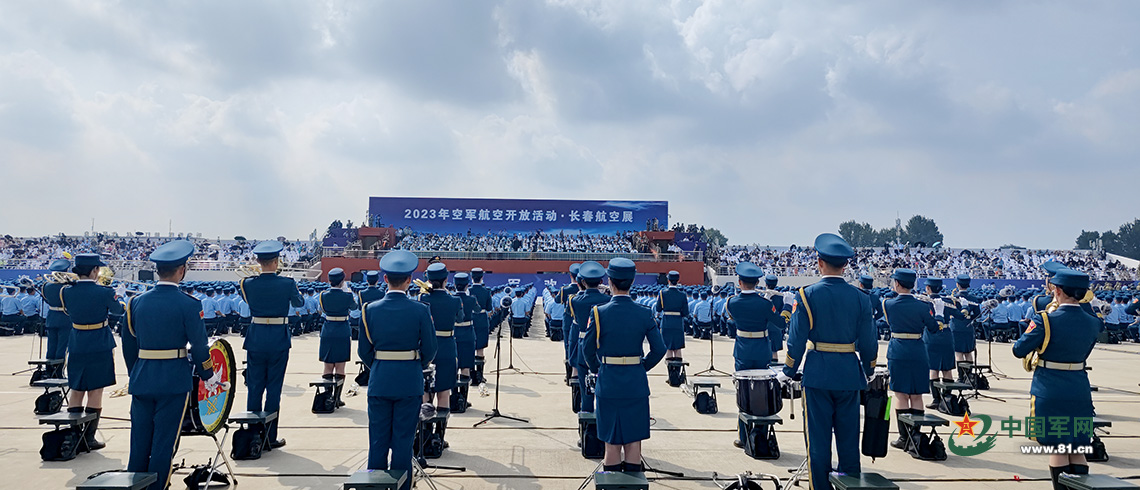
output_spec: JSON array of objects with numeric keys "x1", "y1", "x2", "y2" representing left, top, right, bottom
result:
[{"x1": 1, "y1": 1, "x2": 1137, "y2": 248}]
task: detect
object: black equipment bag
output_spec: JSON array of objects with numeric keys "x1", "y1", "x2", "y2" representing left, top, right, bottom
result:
[
  {"x1": 743, "y1": 424, "x2": 779, "y2": 460},
  {"x1": 666, "y1": 361, "x2": 687, "y2": 387},
  {"x1": 1088, "y1": 435, "x2": 1109, "y2": 462},
  {"x1": 34, "y1": 391, "x2": 64, "y2": 416},
  {"x1": 312, "y1": 386, "x2": 335, "y2": 414},
  {"x1": 693, "y1": 391, "x2": 718, "y2": 414},
  {"x1": 909, "y1": 431, "x2": 947, "y2": 461},
  {"x1": 579, "y1": 418, "x2": 604, "y2": 459},
  {"x1": 415, "y1": 421, "x2": 445, "y2": 460},
  {"x1": 231, "y1": 424, "x2": 265, "y2": 460},
  {"x1": 450, "y1": 380, "x2": 469, "y2": 414},
  {"x1": 861, "y1": 390, "x2": 890, "y2": 458},
  {"x1": 40, "y1": 426, "x2": 82, "y2": 461},
  {"x1": 939, "y1": 393, "x2": 969, "y2": 417},
  {"x1": 571, "y1": 383, "x2": 582, "y2": 413}
]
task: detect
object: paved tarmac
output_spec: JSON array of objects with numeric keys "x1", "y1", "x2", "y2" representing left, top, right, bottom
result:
[{"x1": 4, "y1": 309, "x2": 1140, "y2": 489}]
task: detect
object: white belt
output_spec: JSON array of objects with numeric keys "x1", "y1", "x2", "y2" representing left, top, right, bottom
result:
[
  {"x1": 806, "y1": 341, "x2": 856, "y2": 353},
  {"x1": 892, "y1": 333, "x2": 923, "y2": 340},
  {"x1": 664, "y1": 311, "x2": 682, "y2": 316},
  {"x1": 252, "y1": 317, "x2": 288, "y2": 325},
  {"x1": 436, "y1": 330, "x2": 454, "y2": 337},
  {"x1": 455, "y1": 321, "x2": 472, "y2": 327},
  {"x1": 602, "y1": 356, "x2": 641, "y2": 365},
  {"x1": 375, "y1": 350, "x2": 420, "y2": 361},
  {"x1": 48, "y1": 306, "x2": 65, "y2": 312},
  {"x1": 736, "y1": 330, "x2": 768, "y2": 338},
  {"x1": 138, "y1": 348, "x2": 187, "y2": 360},
  {"x1": 1036, "y1": 360, "x2": 1085, "y2": 371},
  {"x1": 324, "y1": 316, "x2": 349, "y2": 322},
  {"x1": 580, "y1": 332, "x2": 588, "y2": 339}
]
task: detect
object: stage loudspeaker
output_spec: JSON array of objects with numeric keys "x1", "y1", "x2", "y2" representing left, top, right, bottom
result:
[
  {"x1": 350, "y1": 271, "x2": 363, "y2": 283},
  {"x1": 138, "y1": 270, "x2": 155, "y2": 282},
  {"x1": 657, "y1": 272, "x2": 667, "y2": 285}
]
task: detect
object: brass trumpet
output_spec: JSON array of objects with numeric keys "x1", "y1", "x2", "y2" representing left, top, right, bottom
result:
[
  {"x1": 97, "y1": 266, "x2": 115, "y2": 286},
  {"x1": 43, "y1": 271, "x2": 80, "y2": 284}
]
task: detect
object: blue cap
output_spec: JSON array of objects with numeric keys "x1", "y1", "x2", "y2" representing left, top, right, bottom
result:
[
  {"x1": 569, "y1": 263, "x2": 581, "y2": 277},
  {"x1": 956, "y1": 274, "x2": 971, "y2": 287},
  {"x1": 891, "y1": 268, "x2": 917, "y2": 284},
  {"x1": 926, "y1": 278, "x2": 944, "y2": 291},
  {"x1": 815, "y1": 233, "x2": 854, "y2": 265},
  {"x1": 471, "y1": 268, "x2": 484, "y2": 280},
  {"x1": 75, "y1": 253, "x2": 107, "y2": 268},
  {"x1": 735, "y1": 262, "x2": 762, "y2": 281},
  {"x1": 1050, "y1": 269, "x2": 1090, "y2": 289},
  {"x1": 667, "y1": 270, "x2": 680, "y2": 281},
  {"x1": 49, "y1": 259, "x2": 72, "y2": 272},
  {"x1": 328, "y1": 268, "x2": 345, "y2": 285},
  {"x1": 606, "y1": 258, "x2": 636, "y2": 280},
  {"x1": 380, "y1": 250, "x2": 418, "y2": 277},
  {"x1": 365, "y1": 270, "x2": 380, "y2": 283},
  {"x1": 859, "y1": 274, "x2": 874, "y2": 288},
  {"x1": 425, "y1": 262, "x2": 449, "y2": 281},
  {"x1": 454, "y1": 272, "x2": 470, "y2": 287},
  {"x1": 1041, "y1": 260, "x2": 1066, "y2": 277},
  {"x1": 149, "y1": 240, "x2": 195, "y2": 267},
  {"x1": 253, "y1": 241, "x2": 284, "y2": 259},
  {"x1": 765, "y1": 274, "x2": 778, "y2": 288},
  {"x1": 578, "y1": 261, "x2": 606, "y2": 280}
]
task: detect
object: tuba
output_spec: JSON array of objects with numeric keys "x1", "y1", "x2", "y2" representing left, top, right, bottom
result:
[{"x1": 97, "y1": 266, "x2": 115, "y2": 286}]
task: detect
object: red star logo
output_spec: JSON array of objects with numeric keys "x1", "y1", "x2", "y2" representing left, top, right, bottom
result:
[{"x1": 955, "y1": 413, "x2": 979, "y2": 437}]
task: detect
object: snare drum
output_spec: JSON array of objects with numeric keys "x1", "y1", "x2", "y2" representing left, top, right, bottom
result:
[
  {"x1": 181, "y1": 377, "x2": 207, "y2": 436},
  {"x1": 868, "y1": 366, "x2": 890, "y2": 393},
  {"x1": 734, "y1": 369, "x2": 783, "y2": 416}
]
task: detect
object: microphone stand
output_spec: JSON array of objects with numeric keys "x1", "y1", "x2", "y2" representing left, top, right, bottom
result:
[{"x1": 474, "y1": 315, "x2": 528, "y2": 427}]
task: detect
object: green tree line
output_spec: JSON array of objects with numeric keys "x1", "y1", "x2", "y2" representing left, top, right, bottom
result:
[{"x1": 838, "y1": 215, "x2": 945, "y2": 248}]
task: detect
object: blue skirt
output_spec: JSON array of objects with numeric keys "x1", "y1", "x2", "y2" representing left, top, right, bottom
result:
[
  {"x1": 319, "y1": 321, "x2": 351, "y2": 363},
  {"x1": 952, "y1": 328, "x2": 976, "y2": 353},
  {"x1": 925, "y1": 331, "x2": 956, "y2": 371},
  {"x1": 662, "y1": 327, "x2": 685, "y2": 350},
  {"x1": 456, "y1": 339, "x2": 475, "y2": 370},
  {"x1": 68, "y1": 350, "x2": 116, "y2": 391},
  {"x1": 595, "y1": 396, "x2": 651, "y2": 445},
  {"x1": 474, "y1": 314, "x2": 490, "y2": 350},
  {"x1": 431, "y1": 337, "x2": 457, "y2": 392},
  {"x1": 888, "y1": 358, "x2": 929, "y2": 394},
  {"x1": 1031, "y1": 395, "x2": 1094, "y2": 447}
]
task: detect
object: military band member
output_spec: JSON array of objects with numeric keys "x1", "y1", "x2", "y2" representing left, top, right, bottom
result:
[
  {"x1": 468, "y1": 268, "x2": 492, "y2": 386},
  {"x1": 727, "y1": 262, "x2": 784, "y2": 448},
  {"x1": 570, "y1": 262, "x2": 612, "y2": 414},
  {"x1": 950, "y1": 274, "x2": 981, "y2": 364},
  {"x1": 782, "y1": 234, "x2": 876, "y2": 490},
  {"x1": 239, "y1": 240, "x2": 304, "y2": 448},
  {"x1": 1013, "y1": 268, "x2": 1101, "y2": 490},
  {"x1": 41, "y1": 259, "x2": 73, "y2": 379},
  {"x1": 359, "y1": 251, "x2": 437, "y2": 489},
  {"x1": 655, "y1": 270, "x2": 688, "y2": 384},
  {"x1": 420, "y1": 262, "x2": 461, "y2": 422},
  {"x1": 557, "y1": 264, "x2": 582, "y2": 382},
  {"x1": 60, "y1": 253, "x2": 125, "y2": 451},
  {"x1": 120, "y1": 241, "x2": 220, "y2": 490},
  {"x1": 454, "y1": 273, "x2": 478, "y2": 385},
  {"x1": 582, "y1": 258, "x2": 666, "y2": 473},
  {"x1": 923, "y1": 278, "x2": 964, "y2": 410},
  {"x1": 882, "y1": 269, "x2": 937, "y2": 448},
  {"x1": 319, "y1": 268, "x2": 359, "y2": 407}
]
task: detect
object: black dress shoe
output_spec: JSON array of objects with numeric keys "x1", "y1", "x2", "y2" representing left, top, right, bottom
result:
[
  {"x1": 269, "y1": 439, "x2": 287, "y2": 449},
  {"x1": 733, "y1": 440, "x2": 744, "y2": 449},
  {"x1": 890, "y1": 436, "x2": 907, "y2": 449}
]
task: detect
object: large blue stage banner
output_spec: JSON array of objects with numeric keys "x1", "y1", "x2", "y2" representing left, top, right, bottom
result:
[{"x1": 368, "y1": 197, "x2": 668, "y2": 234}]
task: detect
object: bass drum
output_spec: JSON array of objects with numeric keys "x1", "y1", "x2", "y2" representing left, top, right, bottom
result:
[
  {"x1": 182, "y1": 338, "x2": 237, "y2": 436},
  {"x1": 734, "y1": 369, "x2": 783, "y2": 417}
]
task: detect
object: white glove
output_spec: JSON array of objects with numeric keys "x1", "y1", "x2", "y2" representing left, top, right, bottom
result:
[
  {"x1": 205, "y1": 370, "x2": 225, "y2": 393},
  {"x1": 115, "y1": 283, "x2": 127, "y2": 298},
  {"x1": 775, "y1": 371, "x2": 791, "y2": 386},
  {"x1": 933, "y1": 299, "x2": 945, "y2": 317}
]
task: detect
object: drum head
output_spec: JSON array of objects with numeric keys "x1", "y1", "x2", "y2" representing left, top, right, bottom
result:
[
  {"x1": 197, "y1": 338, "x2": 236, "y2": 435},
  {"x1": 733, "y1": 369, "x2": 775, "y2": 380}
]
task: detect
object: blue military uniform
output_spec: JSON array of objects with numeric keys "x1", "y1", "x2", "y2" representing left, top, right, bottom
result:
[
  {"x1": 41, "y1": 259, "x2": 73, "y2": 378},
  {"x1": 453, "y1": 273, "x2": 478, "y2": 373},
  {"x1": 582, "y1": 259, "x2": 666, "y2": 450},
  {"x1": 421, "y1": 263, "x2": 461, "y2": 399},
  {"x1": 570, "y1": 262, "x2": 612, "y2": 413},
  {"x1": 654, "y1": 270, "x2": 688, "y2": 351},
  {"x1": 728, "y1": 262, "x2": 783, "y2": 371},
  {"x1": 883, "y1": 270, "x2": 937, "y2": 396},
  {"x1": 359, "y1": 251, "x2": 437, "y2": 488},
  {"x1": 783, "y1": 234, "x2": 876, "y2": 490},
  {"x1": 239, "y1": 241, "x2": 304, "y2": 447},
  {"x1": 319, "y1": 268, "x2": 359, "y2": 364},
  {"x1": 557, "y1": 264, "x2": 582, "y2": 362},
  {"x1": 122, "y1": 241, "x2": 214, "y2": 490},
  {"x1": 468, "y1": 268, "x2": 492, "y2": 385},
  {"x1": 949, "y1": 275, "x2": 981, "y2": 354}
]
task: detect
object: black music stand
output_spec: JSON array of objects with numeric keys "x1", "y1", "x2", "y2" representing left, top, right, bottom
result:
[
  {"x1": 693, "y1": 332, "x2": 730, "y2": 377},
  {"x1": 474, "y1": 315, "x2": 528, "y2": 427}
]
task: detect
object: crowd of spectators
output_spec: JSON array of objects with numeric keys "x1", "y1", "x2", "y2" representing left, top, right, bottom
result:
[
  {"x1": 0, "y1": 235, "x2": 315, "y2": 269},
  {"x1": 710, "y1": 244, "x2": 1137, "y2": 281}
]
